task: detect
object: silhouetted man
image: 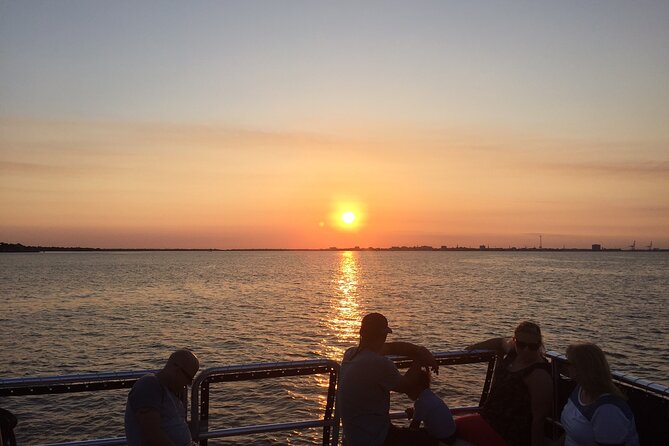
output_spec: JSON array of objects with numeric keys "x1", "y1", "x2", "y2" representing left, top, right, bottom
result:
[
  {"x1": 338, "y1": 313, "x2": 440, "y2": 446},
  {"x1": 125, "y1": 349, "x2": 199, "y2": 446}
]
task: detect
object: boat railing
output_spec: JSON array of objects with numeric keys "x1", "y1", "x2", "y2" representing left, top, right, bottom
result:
[
  {"x1": 190, "y1": 350, "x2": 499, "y2": 445},
  {"x1": 2, "y1": 349, "x2": 667, "y2": 445},
  {"x1": 189, "y1": 358, "x2": 341, "y2": 446},
  {"x1": 0, "y1": 370, "x2": 158, "y2": 397},
  {"x1": 0, "y1": 369, "x2": 158, "y2": 446},
  {"x1": 0, "y1": 350, "x2": 497, "y2": 445}
]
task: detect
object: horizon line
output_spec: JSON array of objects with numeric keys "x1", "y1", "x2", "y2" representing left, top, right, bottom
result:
[{"x1": 1, "y1": 242, "x2": 665, "y2": 253}]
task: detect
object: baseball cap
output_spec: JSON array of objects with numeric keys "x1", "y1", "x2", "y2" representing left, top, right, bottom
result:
[{"x1": 360, "y1": 312, "x2": 392, "y2": 335}]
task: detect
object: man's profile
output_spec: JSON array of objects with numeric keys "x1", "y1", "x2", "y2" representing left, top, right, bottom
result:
[{"x1": 124, "y1": 349, "x2": 199, "y2": 446}]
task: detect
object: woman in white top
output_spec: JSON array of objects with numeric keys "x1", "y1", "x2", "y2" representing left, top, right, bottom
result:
[{"x1": 558, "y1": 343, "x2": 639, "y2": 446}]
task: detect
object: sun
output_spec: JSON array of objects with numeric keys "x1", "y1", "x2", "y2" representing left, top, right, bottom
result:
[
  {"x1": 341, "y1": 211, "x2": 356, "y2": 225},
  {"x1": 329, "y1": 199, "x2": 365, "y2": 231}
]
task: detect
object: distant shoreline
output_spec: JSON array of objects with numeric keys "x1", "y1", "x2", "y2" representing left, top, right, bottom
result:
[{"x1": 1, "y1": 242, "x2": 666, "y2": 253}]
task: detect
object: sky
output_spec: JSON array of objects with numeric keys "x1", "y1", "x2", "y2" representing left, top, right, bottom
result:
[{"x1": 1, "y1": 1, "x2": 668, "y2": 249}]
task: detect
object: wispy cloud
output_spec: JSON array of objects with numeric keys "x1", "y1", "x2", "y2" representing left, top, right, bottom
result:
[
  {"x1": 0, "y1": 117, "x2": 350, "y2": 154},
  {"x1": 0, "y1": 161, "x2": 61, "y2": 175},
  {"x1": 542, "y1": 160, "x2": 669, "y2": 177},
  {"x1": 0, "y1": 159, "x2": 133, "y2": 180}
]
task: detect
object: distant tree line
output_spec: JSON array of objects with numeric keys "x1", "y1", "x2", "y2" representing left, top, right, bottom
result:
[{"x1": 0, "y1": 242, "x2": 100, "y2": 252}]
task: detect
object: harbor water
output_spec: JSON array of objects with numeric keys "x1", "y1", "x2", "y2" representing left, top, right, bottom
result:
[{"x1": 1, "y1": 251, "x2": 667, "y2": 444}]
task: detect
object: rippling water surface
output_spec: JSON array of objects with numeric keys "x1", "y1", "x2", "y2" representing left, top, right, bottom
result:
[{"x1": 1, "y1": 251, "x2": 667, "y2": 444}]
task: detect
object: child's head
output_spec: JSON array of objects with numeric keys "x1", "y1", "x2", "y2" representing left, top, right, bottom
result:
[{"x1": 405, "y1": 365, "x2": 431, "y2": 401}]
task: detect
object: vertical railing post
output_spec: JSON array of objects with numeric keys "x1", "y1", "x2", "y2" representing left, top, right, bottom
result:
[
  {"x1": 479, "y1": 353, "x2": 498, "y2": 407},
  {"x1": 552, "y1": 357, "x2": 560, "y2": 439},
  {"x1": 322, "y1": 367, "x2": 338, "y2": 446},
  {"x1": 199, "y1": 380, "x2": 210, "y2": 446}
]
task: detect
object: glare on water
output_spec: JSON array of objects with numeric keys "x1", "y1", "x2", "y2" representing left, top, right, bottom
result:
[{"x1": 1, "y1": 251, "x2": 667, "y2": 444}]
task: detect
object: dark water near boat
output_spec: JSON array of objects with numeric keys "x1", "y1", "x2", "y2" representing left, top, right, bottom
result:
[{"x1": 1, "y1": 251, "x2": 667, "y2": 444}]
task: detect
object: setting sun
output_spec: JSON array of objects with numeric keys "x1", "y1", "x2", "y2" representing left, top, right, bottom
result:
[
  {"x1": 329, "y1": 199, "x2": 366, "y2": 233},
  {"x1": 342, "y1": 211, "x2": 356, "y2": 225}
]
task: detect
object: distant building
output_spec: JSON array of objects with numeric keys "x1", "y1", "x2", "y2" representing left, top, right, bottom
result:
[
  {"x1": 479, "y1": 245, "x2": 487, "y2": 250},
  {"x1": 592, "y1": 244, "x2": 602, "y2": 251}
]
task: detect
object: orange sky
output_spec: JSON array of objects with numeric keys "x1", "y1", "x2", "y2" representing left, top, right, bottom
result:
[
  {"x1": 1, "y1": 118, "x2": 666, "y2": 249},
  {"x1": 1, "y1": 3, "x2": 667, "y2": 249}
]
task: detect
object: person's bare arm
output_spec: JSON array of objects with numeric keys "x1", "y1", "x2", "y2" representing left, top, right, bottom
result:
[
  {"x1": 466, "y1": 337, "x2": 512, "y2": 355},
  {"x1": 381, "y1": 342, "x2": 438, "y2": 373},
  {"x1": 525, "y1": 368, "x2": 553, "y2": 446},
  {"x1": 136, "y1": 409, "x2": 179, "y2": 446}
]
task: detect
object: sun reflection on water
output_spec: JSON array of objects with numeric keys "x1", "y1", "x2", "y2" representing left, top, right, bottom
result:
[
  {"x1": 313, "y1": 251, "x2": 363, "y2": 405},
  {"x1": 331, "y1": 251, "x2": 362, "y2": 351}
]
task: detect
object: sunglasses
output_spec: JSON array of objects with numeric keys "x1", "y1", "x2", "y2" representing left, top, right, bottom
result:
[{"x1": 514, "y1": 339, "x2": 541, "y2": 351}]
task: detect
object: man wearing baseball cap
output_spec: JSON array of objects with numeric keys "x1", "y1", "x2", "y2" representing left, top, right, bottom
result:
[{"x1": 338, "y1": 313, "x2": 439, "y2": 446}]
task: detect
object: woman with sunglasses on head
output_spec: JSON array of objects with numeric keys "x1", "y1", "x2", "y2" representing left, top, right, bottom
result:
[
  {"x1": 557, "y1": 343, "x2": 639, "y2": 446},
  {"x1": 455, "y1": 321, "x2": 553, "y2": 446}
]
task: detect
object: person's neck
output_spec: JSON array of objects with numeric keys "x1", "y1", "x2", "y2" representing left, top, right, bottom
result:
[
  {"x1": 359, "y1": 340, "x2": 383, "y2": 353},
  {"x1": 579, "y1": 387, "x2": 598, "y2": 404}
]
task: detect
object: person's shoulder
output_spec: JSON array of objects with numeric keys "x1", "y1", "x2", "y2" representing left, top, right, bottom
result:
[
  {"x1": 342, "y1": 347, "x2": 358, "y2": 362},
  {"x1": 523, "y1": 362, "x2": 553, "y2": 394},
  {"x1": 523, "y1": 359, "x2": 552, "y2": 379},
  {"x1": 130, "y1": 374, "x2": 162, "y2": 397},
  {"x1": 500, "y1": 351, "x2": 516, "y2": 368},
  {"x1": 343, "y1": 347, "x2": 388, "y2": 362},
  {"x1": 591, "y1": 398, "x2": 637, "y2": 442},
  {"x1": 134, "y1": 373, "x2": 160, "y2": 386},
  {"x1": 128, "y1": 374, "x2": 164, "y2": 411},
  {"x1": 593, "y1": 396, "x2": 634, "y2": 421},
  {"x1": 415, "y1": 388, "x2": 436, "y2": 405},
  {"x1": 421, "y1": 388, "x2": 446, "y2": 405},
  {"x1": 419, "y1": 388, "x2": 437, "y2": 399}
]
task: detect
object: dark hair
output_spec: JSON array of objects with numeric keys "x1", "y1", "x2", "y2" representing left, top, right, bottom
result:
[
  {"x1": 514, "y1": 321, "x2": 542, "y2": 341},
  {"x1": 413, "y1": 367, "x2": 431, "y2": 391}
]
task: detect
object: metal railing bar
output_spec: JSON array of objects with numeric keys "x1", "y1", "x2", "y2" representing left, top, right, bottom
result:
[
  {"x1": 2, "y1": 381, "x2": 140, "y2": 397},
  {"x1": 197, "y1": 359, "x2": 339, "y2": 376},
  {"x1": 190, "y1": 358, "x2": 341, "y2": 445},
  {"x1": 391, "y1": 350, "x2": 497, "y2": 368},
  {"x1": 0, "y1": 370, "x2": 157, "y2": 397},
  {"x1": 1, "y1": 370, "x2": 157, "y2": 387},
  {"x1": 388, "y1": 405, "x2": 480, "y2": 421},
  {"x1": 38, "y1": 437, "x2": 127, "y2": 446},
  {"x1": 202, "y1": 366, "x2": 337, "y2": 384},
  {"x1": 200, "y1": 419, "x2": 336, "y2": 439}
]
